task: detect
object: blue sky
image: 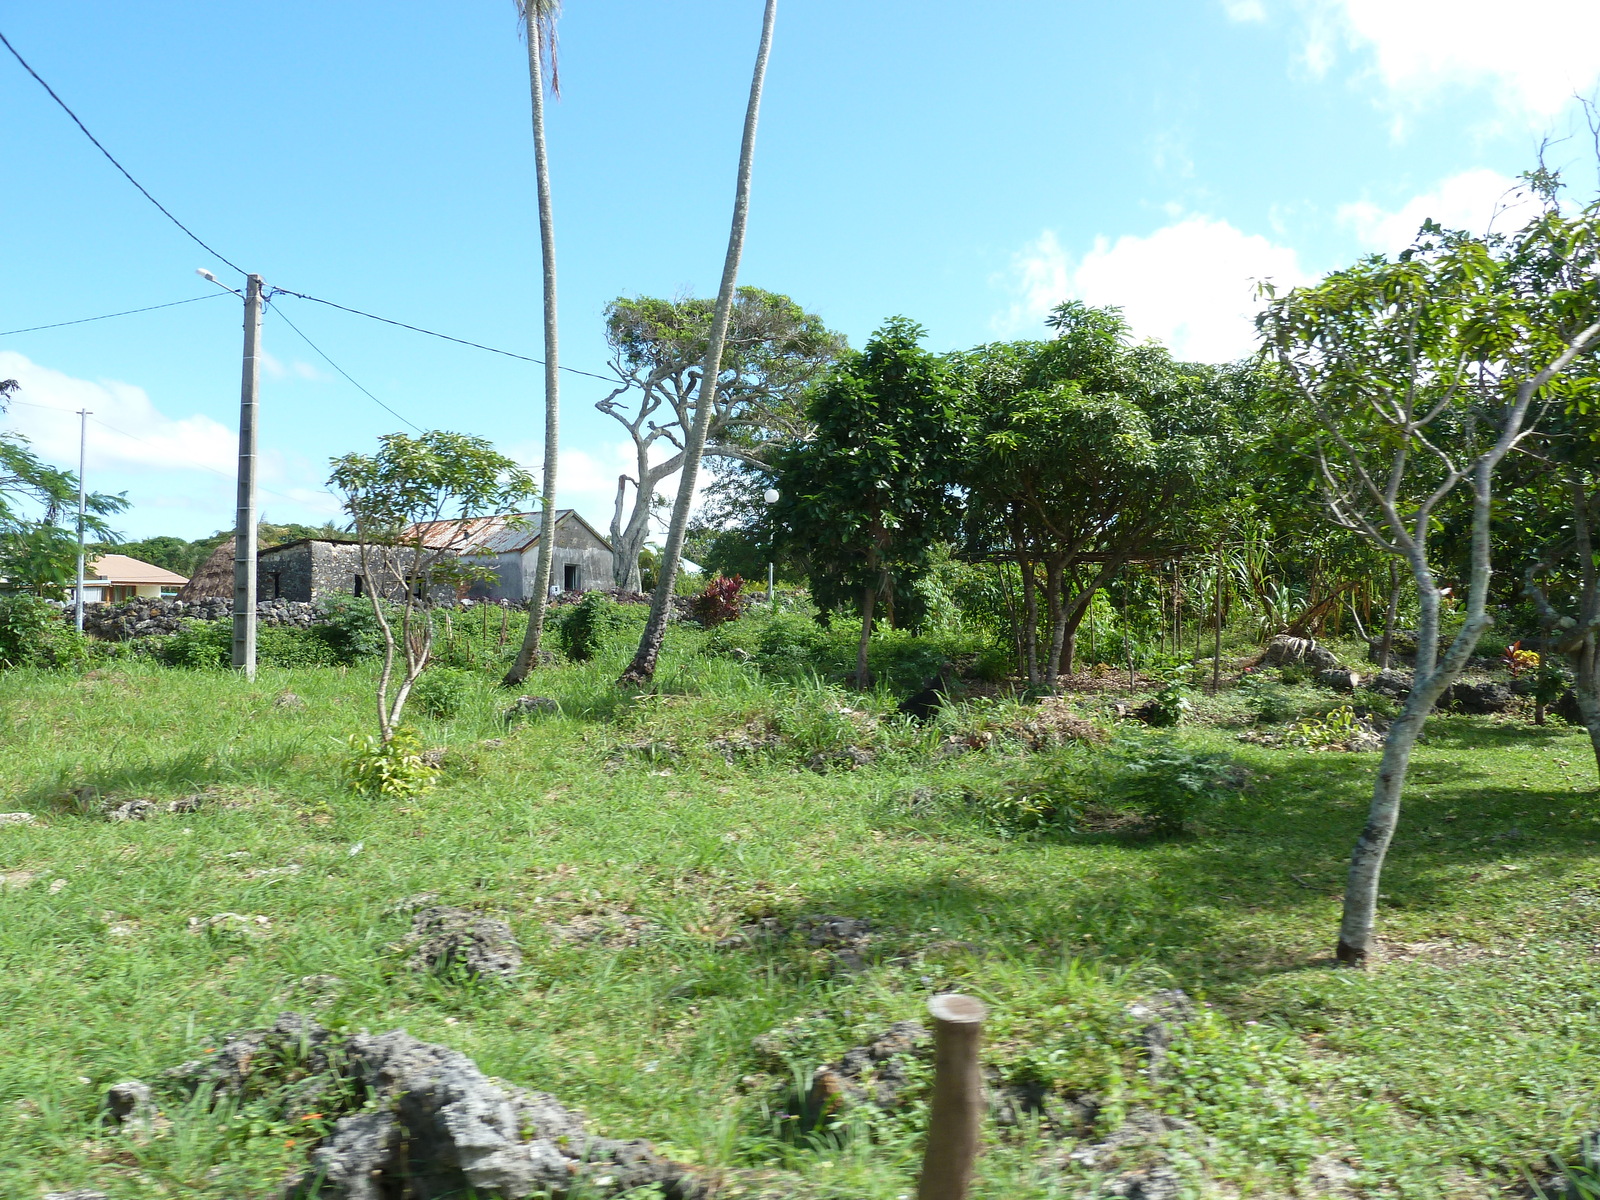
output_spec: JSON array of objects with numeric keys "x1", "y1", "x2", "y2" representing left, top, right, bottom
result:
[{"x1": 2, "y1": 0, "x2": 1598, "y2": 541}]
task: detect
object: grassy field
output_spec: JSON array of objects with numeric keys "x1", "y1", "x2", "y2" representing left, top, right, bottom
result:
[{"x1": 2, "y1": 619, "x2": 1598, "y2": 1198}]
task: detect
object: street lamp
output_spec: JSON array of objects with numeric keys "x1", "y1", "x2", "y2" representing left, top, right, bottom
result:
[{"x1": 762, "y1": 487, "x2": 779, "y2": 605}]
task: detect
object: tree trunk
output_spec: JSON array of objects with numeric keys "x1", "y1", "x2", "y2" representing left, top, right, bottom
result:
[
  {"x1": 504, "y1": 2, "x2": 562, "y2": 686},
  {"x1": 1020, "y1": 559, "x2": 1039, "y2": 688},
  {"x1": 1377, "y1": 560, "x2": 1399, "y2": 670},
  {"x1": 1044, "y1": 556, "x2": 1066, "y2": 689},
  {"x1": 619, "y1": 0, "x2": 777, "y2": 686},
  {"x1": 1569, "y1": 642, "x2": 1600, "y2": 779},
  {"x1": 856, "y1": 581, "x2": 875, "y2": 690}
]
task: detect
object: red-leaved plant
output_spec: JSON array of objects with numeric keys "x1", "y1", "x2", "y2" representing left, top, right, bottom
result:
[{"x1": 690, "y1": 575, "x2": 745, "y2": 628}]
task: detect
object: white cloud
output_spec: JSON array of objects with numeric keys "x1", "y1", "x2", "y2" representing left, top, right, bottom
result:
[
  {"x1": 1222, "y1": 0, "x2": 1267, "y2": 22},
  {"x1": 1338, "y1": 168, "x2": 1540, "y2": 253},
  {"x1": 996, "y1": 216, "x2": 1313, "y2": 362},
  {"x1": 1303, "y1": 0, "x2": 1600, "y2": 118},
  {"x1": 0, "y1": 351, "x2": 236, "y2": 475},
  {"x1": 260, "y1": 351, "x2": 326, "y2": 382}
]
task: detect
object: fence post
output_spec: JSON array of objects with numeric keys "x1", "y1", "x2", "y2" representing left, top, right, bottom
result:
[{"x1": 916, "y1": 993, "x2": 988, "y2": 1200}]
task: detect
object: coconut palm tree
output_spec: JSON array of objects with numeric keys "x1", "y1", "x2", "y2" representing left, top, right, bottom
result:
[
  {"x1": 505, "y1": 0, "x2": 564, "y2": 685},
  {"x1": 619, "y1": 0, "x2": 779, "y2": 685}
]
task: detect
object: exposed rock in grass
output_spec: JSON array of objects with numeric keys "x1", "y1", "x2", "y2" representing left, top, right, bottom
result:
[
  {"x1": 1316, "y1": 667, "x2": 1361, "y2": 692},
  {"x1": 1366, "y1": 669, "x2": 1413, "y2": 699},
  {"x1": 404, "y1": 905, "x2": 522, "y2": 980},
  {"x1": 1440, "y1": 679, "x2": 1513, "y2": 715},
  {"x1": 708, "y1": 722, "x2": 784, "y2": 763},
  {"x1": 188, "y1": 912, "x2": 272, "y2": 938},
  {"x1": 107, "y1": 799, "x2": 158, "y2": 822},
  {"x1": 1125, "y1": 989, "x2": 1194, "y2": 1082},
  {"x1": 167, "y1": 794, "x2": 204, "y2": 814},
  {"x1": 1262, "y1": 635, "x2": 1315, "y2": 666},
  {"x1": 0, "y1": 869, "x2": 37, "y2": 889},
  {"x1": 504, "y1": 695, "x2": 558, "y2": 723},
  {"x1": 167, "y1": 1012, "x2": 338, "y2": 1107},
  {"x1": 1304, "y1": 1153, "x2": 1361, "y2": 1196},
  {"x1": 275, "y1": 691, "x2": 306, "y2": 709},
  {"x1": 1062, "y1": 1108, "x2": 1193, "y2": 1169},
  {"x1": 805, "y1": 746, "x2": 876, "y2": 772},
  {"x1": 102, "y1": 1080, "x2": 164, "y2": 1135},
  {"x1": 0, "y1": 811, "x2": 41, "y2": 826},
  {"x1": 806, "y1": 1021, "x2": 928, "y2": 1112},
  {"x1": 720, "y1": 913, "x2": 878, "y2": 972},
  {"x1": 384, "y1": 892, "x2": 440, "y2": 916},
  {"x1": 43, "y1": 1191, "x2": 110, "y2": 1200},
  {"x1": 545, "y1": 911, "x2": 657, "y2": 949}
]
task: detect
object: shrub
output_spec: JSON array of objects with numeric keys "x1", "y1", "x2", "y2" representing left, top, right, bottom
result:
[
  {"x1": 1100, "y1": 738, "x2": 1246, "y2": 834},
  {"x1": 554, "y1": 592, "x2": 631, "y2": 662},
  {"x1": 345, "y1": 727, "x2": 436, "y2": 798},
  {"x1": 1141, "y1": 665, "x2": 1194, "y2": 727},
  {"x1": 258, "y1": 626, "x2": 342, "y2": 668},
  {"x1": 163, "y1": 619, "x2": 231, "y2": 668},
  {"x1": 315, "y1": 591, "x2": 389, "y2": 661},
  {"x1": 755, "y1": 610, "x2": 831, "y2": 673},
  {"x1": 689, "y1": 574, "x2": 744, "y2": 627},
  {"x1": 0, "y1": 596, "x2": 87, "y2": 669},
  {"x1": 410, "y1": 668, "x2": 472, "y2": 719}
]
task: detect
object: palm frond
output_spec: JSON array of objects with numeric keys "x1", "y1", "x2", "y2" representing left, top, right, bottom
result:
[{"x1": 514, "y1": 0, "x2": 563, "y2": 97}]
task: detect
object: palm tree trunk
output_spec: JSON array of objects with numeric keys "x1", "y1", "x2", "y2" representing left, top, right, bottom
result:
[
  {"x1": 620, "y1": 0, "x2": 778, "y2": 685},
  {"x1": 505, "y1": 1, "x2": 562, "y2": 686},
  {"x1": 856, "y1": 581, "x2": 876, "y2": 690}
]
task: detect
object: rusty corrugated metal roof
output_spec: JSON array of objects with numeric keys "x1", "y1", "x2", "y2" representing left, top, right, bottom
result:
[{"x1": 406, "y1": 511, "x2": 564, "y2": 554}]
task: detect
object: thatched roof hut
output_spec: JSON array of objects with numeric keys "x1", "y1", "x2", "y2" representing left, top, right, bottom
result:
[{"x1": 177, "y1": 539, "x2": 234, "y2": 602}]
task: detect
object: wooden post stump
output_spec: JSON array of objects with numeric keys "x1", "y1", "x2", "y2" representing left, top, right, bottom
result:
[{"x1": 916, "y1": 993, "x2": 988, "y2": 1200}]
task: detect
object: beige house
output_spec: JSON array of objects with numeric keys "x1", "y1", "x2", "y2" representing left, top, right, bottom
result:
[{"x1": 76, "y1": 554, "x2": 189, "y2": 604}]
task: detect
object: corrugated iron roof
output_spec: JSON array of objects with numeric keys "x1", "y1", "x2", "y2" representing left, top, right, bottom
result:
[{"x1": 406, "y1": 510, "x2": 567, "y2": 555}]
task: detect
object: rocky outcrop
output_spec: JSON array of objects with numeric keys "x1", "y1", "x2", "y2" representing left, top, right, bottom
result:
[
  {"x1": 403, "y1": 905, "x2": 523, "y2": 981},
  {"x1": 162, "y1": 1014, "x2": 701, "y2": 1200}
]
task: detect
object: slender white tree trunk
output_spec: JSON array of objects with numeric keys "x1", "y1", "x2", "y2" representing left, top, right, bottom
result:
[
  {"x1": 506, "y1": 3, "x2": 562, "y2": 685},
  {"x1": 621, "y1": 0, "x2": 778, "y2": 684}
]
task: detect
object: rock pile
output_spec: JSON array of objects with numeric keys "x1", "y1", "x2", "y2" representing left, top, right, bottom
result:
[
  {"x1": 402, "y1": 905, "x2": 523, "y2": 981},
  {"x1": 158, "y1": 1013, "x2": 701, "y2": 1199}
]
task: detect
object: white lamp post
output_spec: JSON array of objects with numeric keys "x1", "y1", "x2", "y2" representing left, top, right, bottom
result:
[{"x1": 762, "y1": 487, "x2": 779, "y2": 604}]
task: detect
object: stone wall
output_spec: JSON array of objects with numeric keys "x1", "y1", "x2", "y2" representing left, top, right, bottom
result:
[{"x1": 79, "y1": 597, "x2": 320, "y2": 641}]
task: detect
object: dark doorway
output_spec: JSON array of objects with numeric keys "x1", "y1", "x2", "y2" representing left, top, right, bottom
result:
[{"x1": 563, "y1": 563, "x2": 579, "y2": 592}]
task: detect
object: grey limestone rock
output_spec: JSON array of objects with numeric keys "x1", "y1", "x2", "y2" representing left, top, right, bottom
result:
[{"x1": 405, "y1": 905, "x2": 522, "y2": 981}]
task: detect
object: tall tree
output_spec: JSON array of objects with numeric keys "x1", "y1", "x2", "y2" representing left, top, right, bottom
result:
[
  {"x1": 620, "y1": 0, "x2": 778, "y2": 685},
  {"x1": 774, "y1": 318, "x2": 965, "y2": 687},
  {"x1": 960, "y1": 304, "x2": 1246, "y2": 687},
  {"x1": 1259, "y1": 207, "x2": 1600, "y2": 967},
  {"x1": 597, "y1": 288, "x2": 842, "y2": 588},
  {"x1": 504, "y1": 0, "x2": 564, "y2": 686}
]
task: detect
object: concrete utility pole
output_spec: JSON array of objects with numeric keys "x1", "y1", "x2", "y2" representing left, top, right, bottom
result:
[
  {"x1": 74, "y1": 408, "x2": 89, "y2": 632},
  {"x1": 233, "y1": 274, "x2": 264, "y2": 678}
]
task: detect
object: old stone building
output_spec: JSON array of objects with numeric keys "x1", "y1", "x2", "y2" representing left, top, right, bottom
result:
[
  {"x1": 406, "y1": 510, "x2": 612, "y2": 602},
  {"x1": 256, "y1": 538, "x2": 368, "y2": 602}
]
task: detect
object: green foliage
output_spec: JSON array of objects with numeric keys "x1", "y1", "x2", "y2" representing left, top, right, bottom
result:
[
  {"x1": 1100, "y1": 737, "x2": 1246, "y2": 834},
  {"x1": 162, "y1": 619, "x2": 233, "y2": 668},
  {"x1": 315, "y1": 592, "x2": 389, "y2": 661},
  {"x1": 554, "y1": 592, "x2": 634, "y2": 662},
  {"x1": 1287, "y1": 705, "x2": 1364, "y2": 749},
  {"x1": 1142, "y1": 664, "x2": 1195, "y2": 727},
  {"x1": 344, "y1": 726, "x2": 436, "y2": 798},
  {"x1": 0, "y1": 596, "x2": 86, "y2": 669},
  {"x1": 409, "y1": 668, "x2": 472, "y2": 719}
]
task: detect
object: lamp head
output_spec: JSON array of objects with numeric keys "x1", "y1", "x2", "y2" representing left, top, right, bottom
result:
[
  {"x1": 763, "y1": 488, "x2": 780, "y2": 505},
  {"x1": 195, "y1": 268, "x2": 217, "y2": 283}
]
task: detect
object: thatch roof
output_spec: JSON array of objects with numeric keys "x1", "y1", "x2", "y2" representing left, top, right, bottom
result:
[{"x1": 177, "y1": 539, "x2": 234, "y2": 602}]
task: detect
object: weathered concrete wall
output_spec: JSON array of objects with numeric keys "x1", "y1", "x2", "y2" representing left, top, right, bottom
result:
[
  {"x1": 257, "y1": 541, "x2": 452, "y2": 603},
  {"x1": 520, "y1": 518, "x2": 611, "y2": 597}
]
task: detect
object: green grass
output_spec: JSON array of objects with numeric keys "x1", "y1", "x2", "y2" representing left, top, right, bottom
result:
[{"x1": 2, "y1": 629, "x2": 1599, "y2": 1198}]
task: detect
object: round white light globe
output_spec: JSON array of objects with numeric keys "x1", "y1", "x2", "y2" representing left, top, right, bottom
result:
[{"x1": 763, "y1": 488, "x2": 780, "y2": 504}]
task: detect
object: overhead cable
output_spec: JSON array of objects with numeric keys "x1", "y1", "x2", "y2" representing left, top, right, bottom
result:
[
  {"x1": 264, "y1": 301, "x2": 424, "y2": 432},
  {"x1": 0, "y1": 292, "x2": 228, "y2": 338},
  {"x1": 270, "y1": 288, "x2": 617, "y2": 383},
  {"x1": 0, "y1": 28, "x2": 246, "y2": 276}
]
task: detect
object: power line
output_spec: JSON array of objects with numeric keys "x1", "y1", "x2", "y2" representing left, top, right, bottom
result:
[
  {"x1": 270, "y1": 288, "x2": 617, "y2": 383},
  {"x1": 0, "y1": 292, "x2": 229, "y2": 338},
  {"x1": 0, "y1": 27, "x2": 245, "y2": 276},
  {"x1": 263, "y1": 301, "x2": 424, "y2": 432}
]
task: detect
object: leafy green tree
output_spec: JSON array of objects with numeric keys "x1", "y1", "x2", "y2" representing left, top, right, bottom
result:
[
  {"x1": 597, "y1": 287, "x2": 843, "y2": 588},
  {"x1": 504, "y1": 0, "x2": 565, "y2": 686},
  {"x1": 0, "y1": 379, "x2": 125, "y2": 594},
  {"x1": 774, "y1": 318, "x2": 965, "y2": 687},
  {"x1": 959, "y1": 304, "x2": 1248, "y2": 687},
  {"x1": 1259, "y1": 199, "x2": 1600, "y2": 967},
  {"x1": 621, "y1": 0, "x2": 779, "y2": 687},
  {"x1": 329, "y1": 431, "x2": 536, "y2": 746}
]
